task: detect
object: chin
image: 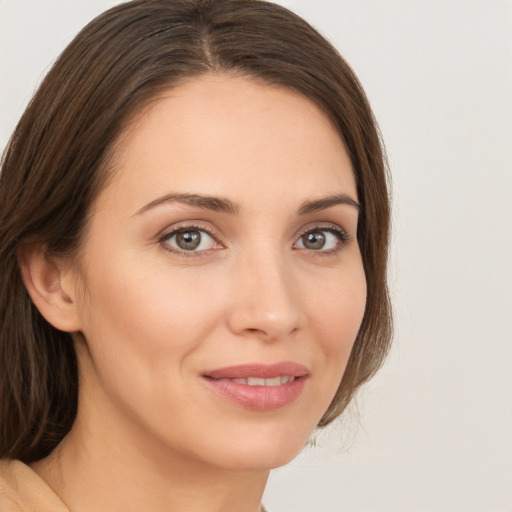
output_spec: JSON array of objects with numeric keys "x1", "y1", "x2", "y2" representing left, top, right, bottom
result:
[{"x1": 202, "y1": 420, "x2": 315, "y2": 472}]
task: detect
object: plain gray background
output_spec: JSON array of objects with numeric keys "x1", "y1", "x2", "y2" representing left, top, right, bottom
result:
[{"x1": 1, "y1": 1, "x2": 511, "y2": 511}]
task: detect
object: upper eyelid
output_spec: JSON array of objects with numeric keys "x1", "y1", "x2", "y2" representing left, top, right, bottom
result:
[
  {"x1": 295, "y1": 222, "x2": 350, "y2": 239},
  {"x1": 158, "y1": 221, "x2": 223, "y2": 241}
]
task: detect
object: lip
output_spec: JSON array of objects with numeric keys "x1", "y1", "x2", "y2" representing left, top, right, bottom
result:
[{"x1": 203, "y1": 362, "x2": 310, "y2": 411}]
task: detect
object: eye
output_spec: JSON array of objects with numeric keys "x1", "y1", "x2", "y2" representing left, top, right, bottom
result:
[
  {"x1": 294, "y1": 227, "x2": 348, "y2": 252},
  {"x1": 162, "y1": 228, "x2": 217, "y2": 253}
]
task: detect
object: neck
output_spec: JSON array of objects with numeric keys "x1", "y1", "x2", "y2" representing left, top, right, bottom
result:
[{"x1": 31, "y1": 378, "x2": 269, "y2": 512}]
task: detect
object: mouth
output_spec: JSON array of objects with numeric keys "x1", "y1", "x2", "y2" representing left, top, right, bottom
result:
[
  {"x1": 202, "y1": 362, "x2": 310, "y2": 411},
  {"x1": 214, "y1": 375, "x2": 297, "y2": 386}
]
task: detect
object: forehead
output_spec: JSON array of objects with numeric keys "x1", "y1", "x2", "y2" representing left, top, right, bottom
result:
[{"x1": 101, "y1": 73, "x2": 356, "y2": 213}]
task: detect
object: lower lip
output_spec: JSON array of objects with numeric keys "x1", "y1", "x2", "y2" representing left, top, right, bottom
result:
[{"x1": 204, "y1": 377, "x2": 308, "y2": 411}]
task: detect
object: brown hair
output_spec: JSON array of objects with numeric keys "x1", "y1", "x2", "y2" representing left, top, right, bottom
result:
[{"x1": 0, "y1": 0, "x2": 391, "y2": 463}]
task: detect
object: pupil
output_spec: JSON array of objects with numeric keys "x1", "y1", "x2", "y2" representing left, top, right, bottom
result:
[
  {"x1": 177, "y1": 231, "x2": 201, "y2": 250},
  {"x1": 304, "y1": 231, "x2": 325, "y2": 250}
]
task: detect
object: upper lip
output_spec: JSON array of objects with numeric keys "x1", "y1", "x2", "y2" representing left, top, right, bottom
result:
[{"x1": 204, "y1": 362, "x2": 310, "y2": 380}]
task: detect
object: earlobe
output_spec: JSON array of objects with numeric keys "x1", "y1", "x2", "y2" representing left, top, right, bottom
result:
[{"x1": 17, "y1": 243, "x2": 82, "y2": 333}]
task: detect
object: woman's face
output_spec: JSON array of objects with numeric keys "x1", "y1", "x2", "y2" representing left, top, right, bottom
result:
[{"x1": 68, "y1": 74, "x2": 366, "y2": 470}]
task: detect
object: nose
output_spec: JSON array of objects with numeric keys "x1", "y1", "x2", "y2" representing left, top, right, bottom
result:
[{"x1": 226, "y1": 249, "x2": 305, "y2": 342}]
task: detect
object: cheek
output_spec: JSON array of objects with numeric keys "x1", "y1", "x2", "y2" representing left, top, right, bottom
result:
[
  {"x1": 74, "y1": 257, "x2": 227, "y2": 440},
  {"x1": 77, "y1": 253, "x2": 221, "y2": 384},
  {"x1": 307, "y1": 262, "x2": 367, "y2": 377},
  {"x1": 317, "y1": 262, "x2": 366, "y2": 331}
]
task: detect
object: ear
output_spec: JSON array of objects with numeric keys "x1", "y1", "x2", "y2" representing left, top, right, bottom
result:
[{"x1": 17, "y1": 243, "x2": 82, "y2": 333}]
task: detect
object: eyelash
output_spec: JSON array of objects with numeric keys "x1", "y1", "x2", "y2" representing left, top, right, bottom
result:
[{"x1": 158, "y1": 223, "x2": 350, "y2": 257}]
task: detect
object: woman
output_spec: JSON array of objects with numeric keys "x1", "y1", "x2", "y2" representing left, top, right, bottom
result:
[{"x1": 0, "y1": 1, "x2": 392, "y2": 511}]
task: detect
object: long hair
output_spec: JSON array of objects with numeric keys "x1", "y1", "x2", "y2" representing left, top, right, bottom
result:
[{"x1": 0, "y1": 0, "x2": 392, "y2": 462}]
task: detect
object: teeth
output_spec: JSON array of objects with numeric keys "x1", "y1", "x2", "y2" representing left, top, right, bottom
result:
[
  {"x1": 225, "y1": 376, "x2": 296, "y2": 386},
  {"x1": 247, "y1": 377, "x2": 265, "y2": 386},
  {"x1": 264, "y1": 377, "x2": 281, "y2": 386}
]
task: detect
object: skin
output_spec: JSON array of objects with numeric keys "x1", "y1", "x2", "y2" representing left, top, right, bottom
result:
[{"x1": 26, "y1": 74, "x2": 366, "y2": 512}]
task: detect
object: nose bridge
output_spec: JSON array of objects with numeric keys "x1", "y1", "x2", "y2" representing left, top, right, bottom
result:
[{"x1": 227, "y1": 242, "x2": 304, "y2": 340}]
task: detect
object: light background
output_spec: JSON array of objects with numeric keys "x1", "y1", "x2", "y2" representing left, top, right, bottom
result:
[{"x1": 1, "y1": 1, "x2": 511, "y2": 511}]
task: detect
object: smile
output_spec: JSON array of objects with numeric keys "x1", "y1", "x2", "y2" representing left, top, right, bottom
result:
[
  {"x1": 215, "y1": 376, "x2": 296, "y2": 386},
  {"x1": 203, "y1": 362, "x2": 309, "y2": 410}
]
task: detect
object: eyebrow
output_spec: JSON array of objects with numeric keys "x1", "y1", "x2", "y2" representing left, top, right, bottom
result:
[
  {"x1": 298, "y1": 193, "x2": 360, "y2": 215},
  {"x1": 134, "y1": 193, "x2": 240, "y2": 216},
  {"x1": 134, "y1": 192, "x2": 360, "y2": 216}
]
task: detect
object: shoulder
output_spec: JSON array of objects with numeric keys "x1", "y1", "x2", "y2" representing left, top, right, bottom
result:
[{"x1": 0, "y1": 459, "x2": 68, "y2": 512}]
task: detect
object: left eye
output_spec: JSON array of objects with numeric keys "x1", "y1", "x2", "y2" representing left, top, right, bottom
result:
[
  {"x1": 163, "y1": 229, "x2": 216, "y2": 252},
  {"x1": 295, "y1": 229, "x2": 343, "y2": 251}
]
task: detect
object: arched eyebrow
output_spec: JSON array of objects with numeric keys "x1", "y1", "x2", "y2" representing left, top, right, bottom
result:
[
  {"x1": 134, "y1": 192, "x2": 359, "y2": 216},
  {"x1": 134, "y1": 193, "x2": 240, "y2": 216},
  {"x1": 298, "y1": 194, "x2": 360, "y2": 215}
]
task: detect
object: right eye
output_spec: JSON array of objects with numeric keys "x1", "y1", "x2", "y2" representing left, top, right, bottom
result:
[
  {"x1": 293, "y1": 225, "x2": 350, "y2": 254},
  {"x1": 162, "y1": 227, "x2": 218, "y2": 253}
]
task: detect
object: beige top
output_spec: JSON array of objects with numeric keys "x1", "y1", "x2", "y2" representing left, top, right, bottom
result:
[
  {"x1": 0, "y1": 459, "x2": 270, "y2": 512},
  {"x1": 0, "y1": 459, "x2": 68, "y2": 512}
]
